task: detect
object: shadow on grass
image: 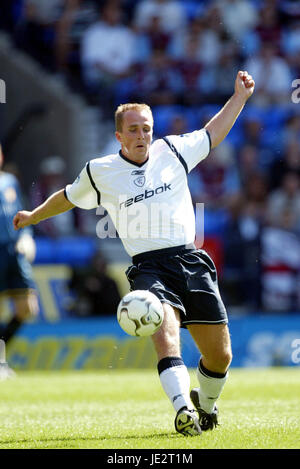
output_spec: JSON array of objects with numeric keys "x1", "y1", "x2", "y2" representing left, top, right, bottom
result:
[{"x1": 0, "y1": 432, "x2": 175, "y2": 446}]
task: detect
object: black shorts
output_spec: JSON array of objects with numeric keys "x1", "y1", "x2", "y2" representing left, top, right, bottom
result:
[
  {"x1": 125, "y1": 244, "x2": 228, "y2": 328},
  {"x1": 0, "y1": 242, "x2": 35, "y2": 296}
]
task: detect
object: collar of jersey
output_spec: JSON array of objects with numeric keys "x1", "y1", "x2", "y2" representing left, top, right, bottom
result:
[{"x1": 118, "y1": 151, "x2": 149, "y2": 167}]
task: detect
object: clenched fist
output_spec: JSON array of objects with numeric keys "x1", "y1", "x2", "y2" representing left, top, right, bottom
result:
[
  {"x1": 13, "y1": 211, "x2": 36, "y2": 230},
  {"x1": 235, "y1": 70, "x2": 255, "y2": 100}
]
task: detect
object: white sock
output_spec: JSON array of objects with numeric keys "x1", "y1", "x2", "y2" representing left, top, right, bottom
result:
[
  {"x1": 158, "y1": 356, "x2": 193, "y2": 412},
  {"x1": 196, "y1": 360, "x2": 228, "y2": 414}
]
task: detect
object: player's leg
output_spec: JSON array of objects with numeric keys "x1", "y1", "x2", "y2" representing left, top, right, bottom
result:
[
  {"x1": 0, "y1": 243, "x2": 38, "y2": 345},
  {"x1": 187, "y1": 323, "x2": 232, "y2": 430},
  {"x1": 188, "y1": 323, "x2": 232, "y2": 373},
  {"x1": 151, "y1": 303, "x2": 201, "y2": 436},
  {"x1": 0, "y1": 291, "x2": 38, "y2": 344}
]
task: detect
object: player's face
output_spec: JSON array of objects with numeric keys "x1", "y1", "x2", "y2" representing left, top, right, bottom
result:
[{"x1": 115, "y1": 110, "x2": 153, "y2": 163}]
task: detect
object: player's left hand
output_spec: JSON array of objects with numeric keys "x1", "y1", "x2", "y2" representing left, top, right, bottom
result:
[{"x1": 234, "y1": 71, "x2": 255, "y2": 101}]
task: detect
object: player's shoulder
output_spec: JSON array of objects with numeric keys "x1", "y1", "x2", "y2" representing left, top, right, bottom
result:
[
  {"x1": 150, "y1": 132, "x2": 200, "y2": 152},
  {"x1": 161, "y1": 129, "x2": 210, "y2": 152},
  {"x1": 150, "y1": 137, "x2": 167, "y2": 152},
  {"x1": 88, "y1": 153, "x2": 120, "y2": 169},
  {"x1": 165, "y1": 129, "x2": 207, "y2": 142}
]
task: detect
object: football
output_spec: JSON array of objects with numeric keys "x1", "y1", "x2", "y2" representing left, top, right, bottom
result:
[{"x1": 117, "y1": 290, "x2": 164, "y2": 337}]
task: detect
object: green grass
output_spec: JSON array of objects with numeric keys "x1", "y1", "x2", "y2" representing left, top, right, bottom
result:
[{"x1": 0, "y1": 368, "x2": 299, "y2": 449}]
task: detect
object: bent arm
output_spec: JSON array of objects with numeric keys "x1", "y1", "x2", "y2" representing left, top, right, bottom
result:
[
  {"x1": 13, "y1": 189, "x2": 75, "y2": 230},
  {"x1": 205, "y1": 71, "x2": 255, "y2": 149}
]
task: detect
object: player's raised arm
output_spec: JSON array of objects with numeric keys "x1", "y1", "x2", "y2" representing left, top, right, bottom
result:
[
  {"x1": 13, "y1": 188, "x2": 74, "y2": 230},
  {"x1": 204, "y1": 70, "x2": 255, "y2": 149}
]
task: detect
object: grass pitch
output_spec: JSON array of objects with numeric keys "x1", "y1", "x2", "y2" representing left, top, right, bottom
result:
[{"x1": 0, "y1": 368, "x2": 299, "y2": 449}]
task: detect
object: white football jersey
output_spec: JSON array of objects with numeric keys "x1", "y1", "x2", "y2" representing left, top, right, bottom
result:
[{"x1": 65, "y1": 129, "x2": 211, "y2": 257}]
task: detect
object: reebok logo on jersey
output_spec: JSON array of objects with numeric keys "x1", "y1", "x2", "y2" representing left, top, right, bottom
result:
[
  {"x1": 131, "y1": 170, "x2": 145, "y2": 175},
  {"x1": 119, "y1": 183, "x2": 172, "y2": 209}
]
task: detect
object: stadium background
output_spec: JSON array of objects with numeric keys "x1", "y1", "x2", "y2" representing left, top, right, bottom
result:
[{"x1": 1, "y1": 0, "x2": 300, "y2": 371}]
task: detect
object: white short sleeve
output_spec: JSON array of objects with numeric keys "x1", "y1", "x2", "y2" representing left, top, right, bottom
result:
[
  {"x1": 165, "y1": 129, "x2": 211, "y2": 173},
  {"x1": 65, "y1": 163, "x2": 99, "y2": 209}
]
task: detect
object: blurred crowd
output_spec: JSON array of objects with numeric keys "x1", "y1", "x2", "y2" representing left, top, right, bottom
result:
[{"x1": 1, "y1": 0, "x2": 300, "y2": 313}]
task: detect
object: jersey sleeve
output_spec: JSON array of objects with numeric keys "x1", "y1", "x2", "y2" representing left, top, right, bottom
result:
[
  {"x1": 65, "y1": 163, "x2": 99, "y2": 209},
  {"x1": 165, "y1": 129, "x2": 211, "y2": 173}
]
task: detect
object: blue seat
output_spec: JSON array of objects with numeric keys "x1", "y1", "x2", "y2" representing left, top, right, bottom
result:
[
  {"x1": 34, "y1": 236, "x2": 97, "y2": 266},
  {"x1": 180, "y1": 1, "x2": 204, "y2": 20},
  {"x1": 152, "y1": 105, "x2": 185, "y2": 136}
]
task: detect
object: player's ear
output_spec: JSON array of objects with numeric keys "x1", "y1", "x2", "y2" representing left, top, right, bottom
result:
[{"x1": 115, "y1": 131, "x2": 122, "y2": 143}]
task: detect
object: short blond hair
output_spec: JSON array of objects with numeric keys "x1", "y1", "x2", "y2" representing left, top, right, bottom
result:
[{"x1": 115, "y1": 103, "x2": 153, "y2": 132}]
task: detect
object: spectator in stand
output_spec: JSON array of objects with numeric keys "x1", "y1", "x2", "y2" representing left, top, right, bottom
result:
[
  {"x1": 131, "y1": 49, "x2": 183, "y2": 106},
  {"x1": 261, "y1": 208, "x2": 300, "y2": 312},
  {"x1": 131, "y1": 14, "x2": 171, "y2": 68},
  {"x1": 281, "y1": 112, "x2": 300, "y2": 144},
  {"x1": 269, "y1": 139, "x2": 300, "y2": 190},
  {"x1": 266, "y1": 172, "x2": 300, "y2": 234},
  {"x1": 241, "y1": 115, "x2": 263, "y2": 147},
  {"x1": 237, "y1": 144, "x2": 261, "y2": 184},
  {"x1": 31, "y1": 156, "x2": 80, "y2": 237},
  {"x1": 134, "y1": 0, "x2": 187, "y2": 35},
  {"x1": 54, "y1": 0, "x2": 98, "y2": 87},
  {"x1": 238, "y1": 114, "x2": 277, "y2": 170},
  {"x1": 282, "y1": 20, "x2": 300, "y2": 56},
  {"x1": 199, "y1": 42, "x2": 240, "y2": 104},
  {"x1": 216, "y1": 0, "x2": 258, "y2": 41},
  {"x1": 80, "y1": 0, "x2": 136, "y2": 112},
  {"x1": 14, "y1": 0, "x2": 65, "y2": 71},
  {"x1": 282, "y1": 20, "x2": 300, "y2": 76},
  {"x1": 255, "y1": 3, "x2": 282, "y2": 51},
  {"x1": 189, "y1": 140, "x2": 240, "y2": 209},
  {"x1": 141, "y1": 14, "x2": 171, "y2": 52},
  {"x1": 222, "y1": 194, "x2": 262, "y2": 309},
  {"x1": 68, "y1": 250, "x2": 121, "y2": 317},
  {"x1": 279, "y1": 0, "x2": 300, "y2": 25},
  {"x1": 174, "y1": 34, "x2": 203, "y2": 105},
  {"x1": 222, "y1": 171, "x2": 268, "y2": 308},
  {"x1": 244, "y1": 42, "x2": 292, "y2": 106},
  {"x1": 169, "y1": 16, "x2": 222, "y2": 68},
  {"x1": 167, "y1": 114, "x2": 189, "y2": 136},
  {"x1": 243, "y1": 172, "x2": 269, "y2": 221}
]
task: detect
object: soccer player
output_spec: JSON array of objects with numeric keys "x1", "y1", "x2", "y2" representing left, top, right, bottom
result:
[
  {"x1": 0, "y1": 144, "x2": 38, "y2": 363},
  {"x1": 13, "y1": 71, "x2": 255, "y2": 436}
]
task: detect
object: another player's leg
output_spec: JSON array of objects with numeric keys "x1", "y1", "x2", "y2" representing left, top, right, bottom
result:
[
  {"x1": 0, "y1": 291, "x2": 38, "y2": 344},
  {"x1": 151, "y1": 303, "x2": 201, "y2": 436},
  {"x1": 187, "y1": 323, "x2": 232, "y2": 431},
  {"x1": 0, "y1": 291, "x2": 38, "y2": 379}
]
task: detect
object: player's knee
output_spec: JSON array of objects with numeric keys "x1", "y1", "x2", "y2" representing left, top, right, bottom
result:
[
  {"x1": 204, "y1": 348, "x2": 232, "y2": 374},
  {"x1": 214, "y1": 348, "x2": 232, "y2": 372},
  {"x1": 15, "y1": 307, "x2": 35, "y2": 321},
  {"x1": 221, "y1": 348, "x2": 232, "y2": 369},
  {"x1": 14, "y1": 294, "x2": 39, "y2": 321}
]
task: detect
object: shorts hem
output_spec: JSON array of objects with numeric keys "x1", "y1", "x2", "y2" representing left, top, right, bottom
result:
[
  {"x1": 181, "y1": 319, "x2": 228, "y2": 326},
  {"x1": 159, "y1": 299, "x2": 186, "y2": 315}
]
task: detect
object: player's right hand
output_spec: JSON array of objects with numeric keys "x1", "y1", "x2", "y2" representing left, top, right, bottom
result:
[{"x1": 13, "y1": 211, "x2": 35, "y2": 230}]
